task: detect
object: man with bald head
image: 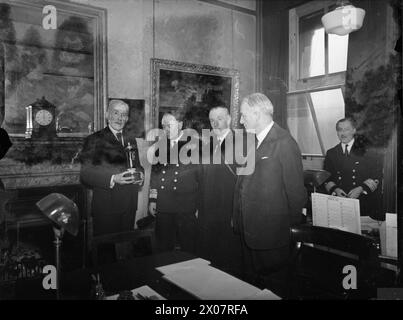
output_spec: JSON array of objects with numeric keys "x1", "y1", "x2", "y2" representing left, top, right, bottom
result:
[
  {"x1": 198, "y1": 106, "x2": 242, "y2": 276},
  {"x1": 233, "y1": 93, "x2": 306, "y2": 294},
  {"x1": 80, "y1": 99, "x2": 144, "y2": 238}
]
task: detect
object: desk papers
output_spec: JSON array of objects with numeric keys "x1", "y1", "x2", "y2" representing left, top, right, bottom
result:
[
  {"x1": 106, "y1": 285, "x2": 166, "y2": 300},
  {"x1": 157, "y1": 260, "x2": 280, "y2": 300},
  {"x1": 155, "y1": 258, "x2": 211, "y2": 274},
  {"x1": 312, "y1": 193, "x2": 361, "y2": 235}
]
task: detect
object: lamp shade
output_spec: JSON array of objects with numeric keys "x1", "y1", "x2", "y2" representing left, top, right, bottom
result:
[
  {"x1": 36, "y1": 193, "x2": 79, "y2": 236},
  {"x1": 321, "y1": 5, "x2": 365, "y2": 36}
]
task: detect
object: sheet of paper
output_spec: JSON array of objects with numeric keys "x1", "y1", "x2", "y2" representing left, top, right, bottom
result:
[
  {"x1": 162, "y1": 265, "x2": 261, "y2": 300},
  {"x1": 244, "y1": 288, "x2": 281, "y2": 300},
  {"x1": 385, "y1": 213, "x2": 397, "y2": 258},
  {"x1": 360, "y1": 216, "x2": 382, "y2": 233},
  {"x1": 312, "y1": 193, "x2": 361, "y2": 235},
  {"x1": 156, "y1": 258, "x2": 211, "y2": 275},
  {"x1": 106, "y1": 285, "x2": 166, "y2": 300}
]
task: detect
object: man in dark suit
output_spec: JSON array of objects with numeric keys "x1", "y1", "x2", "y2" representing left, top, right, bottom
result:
[
  {"x1": 80, "y1": 99, "x2": 144, "y2": 236},
  {"x1": 324, "y1": 117, "x2": 382, "y2": 220},
  {"x1": 233, "y1": 93, "x2": 307, "y2": 292},
  {"x1": 148, "y1": 111, "x2": 202, "y2": 254},
  {"x1": 198, "y1": 106, "x2": 242, "y2": 275}
]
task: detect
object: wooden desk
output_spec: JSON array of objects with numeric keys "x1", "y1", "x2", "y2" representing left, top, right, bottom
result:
[{"x1": 14, "y1": 251, "x2": 198, "y2": 300}]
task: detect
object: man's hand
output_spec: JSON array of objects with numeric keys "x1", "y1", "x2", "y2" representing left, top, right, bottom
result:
[
  {"x1": 334, "y1": 188, "x2": 347, "y2": 197},
  {"x1": 149, "y1": 202, "x2": 157, "y2": 216},
  {"x1": 134, "y1": 171, "x2": 145, "y2": 186},
  {"x1": 113, "y1": 171, "x2": 135, "y2": 185},
  {"x1": 347, "y1": 186, "x2": 364, "y2": 199}
]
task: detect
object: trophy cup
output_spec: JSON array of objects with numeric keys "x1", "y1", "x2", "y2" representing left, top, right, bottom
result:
[{"x1": 125, "y1": 142, "x2": 143, "y2": 185}]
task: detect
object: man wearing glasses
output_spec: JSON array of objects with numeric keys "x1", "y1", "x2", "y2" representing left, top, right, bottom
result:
[{"x1": 80, "y1": 99, "x2": 144, "y2": 236}]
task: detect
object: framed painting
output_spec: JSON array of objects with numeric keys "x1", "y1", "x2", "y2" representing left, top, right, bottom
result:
[
  {"x1": 151, "y1": 58, "x2": 240, "y2": 131},
  {"x1": 0, "y1": 0, "x2": 107, "y2": 139},
  {"x1": 108, "y1": 98, "x2": 145, "y2": 139}
]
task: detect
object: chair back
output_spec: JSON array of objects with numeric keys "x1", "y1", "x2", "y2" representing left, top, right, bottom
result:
[{"x1": 289, "y1": 224, "x2": 381, "y2": 299}]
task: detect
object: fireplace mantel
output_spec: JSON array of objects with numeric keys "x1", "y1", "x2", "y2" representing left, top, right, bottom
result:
[{"x1": 0, "y1": 158, "x2": 80, "y2": 190}]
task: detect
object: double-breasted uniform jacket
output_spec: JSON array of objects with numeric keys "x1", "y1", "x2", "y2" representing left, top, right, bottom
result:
[
  {"x1": 324, "y1": 140, "x2": 382, "y2": 219},
  {"x1": 149, "y1": 137, "x2": 202, "y2": 214},
  {"x1": 233, "y1": 123, "x2": 307, "y2": 250},
  {"x1": 80, "y1": 127, "x2": 144, "y2": 235}
]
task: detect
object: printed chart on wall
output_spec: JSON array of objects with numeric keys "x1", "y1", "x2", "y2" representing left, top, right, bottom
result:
[{"x1": 312, "y1": 193, "x2": 361, "y2": 235}]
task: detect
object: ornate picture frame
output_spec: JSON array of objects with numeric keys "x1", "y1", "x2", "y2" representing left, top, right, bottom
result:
[
  {"x1": 151, "y1": 58, "x2": 240, "y2": 130},
  {"x1": 0, "y1": 0, "x2": 107, "y2": 139}
]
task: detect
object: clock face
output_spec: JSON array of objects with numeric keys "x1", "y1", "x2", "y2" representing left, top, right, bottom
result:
[{"x1": 35, "y1": 109, "x2": 53, "y2": 126}]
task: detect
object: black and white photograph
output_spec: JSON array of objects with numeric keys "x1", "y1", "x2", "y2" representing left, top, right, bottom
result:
[{"x1": 0, "y1": 0, "x2": 402, "y2": 305}]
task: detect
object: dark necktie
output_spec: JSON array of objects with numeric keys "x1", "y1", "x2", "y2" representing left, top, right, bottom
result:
[
  {"x1": 344, "y1": 144, "x2": 349, "y2": 156},
  {"x1": 116, "y1": 132, "x2": 123, "y2": 146}
]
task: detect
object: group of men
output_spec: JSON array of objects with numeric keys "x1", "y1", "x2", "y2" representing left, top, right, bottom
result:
[
  {"x1": 79, "y1": 93, "x2": 381, "y2": 293},
  {"x1": 79, "y1": 94, "x2": 307, "y2": 292}
]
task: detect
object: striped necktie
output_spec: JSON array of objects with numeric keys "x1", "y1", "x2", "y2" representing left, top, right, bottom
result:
[{"x1": 116, "y1": 132, "x2": 123, "y2": 146}]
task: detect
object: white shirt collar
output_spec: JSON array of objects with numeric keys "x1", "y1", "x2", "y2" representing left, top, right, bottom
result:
[
  {"x1": 217, "y1": 128, "x2": 230, "y2": 143},
  {"x1": 108, "y1": 125, "x2": 122, "y2": 136},
  {"x1": 341, "y1": 138, "x2": 354, "y2": 153},
  {"x1": 256, "y1": 121, "x2": 274, "y2": 148},
  {"x1": 108, "y1": 125, "x2": 124, "y2": 144},
  {"x1": 170, "y1": 131, "x2": 184, "y2": 146}
]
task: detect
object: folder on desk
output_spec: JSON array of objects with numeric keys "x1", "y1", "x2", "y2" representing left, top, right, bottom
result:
[{"x1": 158, "y1": 261, "x2": 280, "y2": 300}]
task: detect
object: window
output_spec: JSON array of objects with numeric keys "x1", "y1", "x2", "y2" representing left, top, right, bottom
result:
[{"x1": 288, "y1": 1, "x2": 349, "y2": 155}]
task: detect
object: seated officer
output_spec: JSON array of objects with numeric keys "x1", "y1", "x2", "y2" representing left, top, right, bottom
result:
[
  {"x1": 324, "y1": 117, "x2": 383, "y2": 220},
  {"x1": 148, "y1": 111, "x2": 202, "y2": 254}
]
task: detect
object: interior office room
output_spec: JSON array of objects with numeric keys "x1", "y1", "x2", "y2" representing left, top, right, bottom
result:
[{"x1": 0, "y1": 0, "x2": 401, "y2": 300}]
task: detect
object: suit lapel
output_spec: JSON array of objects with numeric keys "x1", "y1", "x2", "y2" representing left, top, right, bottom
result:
[
  {"x1": 105, "y1": 127, "x2": 125, "y2": 149},
  {"x1": 255, "y1": 122, "x2": 279, "y2": 161}
]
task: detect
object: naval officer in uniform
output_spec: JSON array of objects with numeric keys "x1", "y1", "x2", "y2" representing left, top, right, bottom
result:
[
  {"x1": 324, "y1": 117, "x2": 383, "y2": 220},
  {"x1": 148, "y1": 111, "x2": 202, "y2": 254}
]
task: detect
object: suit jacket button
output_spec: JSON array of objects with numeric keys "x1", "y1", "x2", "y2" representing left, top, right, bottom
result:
[
  {"x1": 161, "y1": 178, "x2": 165, "y2": 181},
  {"x1": 352, "y1": 176, "x2": 355, "y2": 179},
  {"x1": 175, "y1": 172, "x2": 178, "y2": 175},
  {"x1": 174, "y1": 179, "x2": 177, "y2": 182},
  {"x1": 173, "y1": 187, "x2": 177, "y2": 190},
  {"x1": 176, "y1": 164, "x2": 179, "y2": 167},
  {"x1": 161, "y1": 186, "x2": 165, "y2": 189},
  {"x1": 338, "y1": 177, "x2": 342, "y2": 180},
  {"x1": 352, "y1": 182, "x2": 356, "y2": 186},
  {"x1": 162, "y1": 171, "x2": 166, "y2": 174}
]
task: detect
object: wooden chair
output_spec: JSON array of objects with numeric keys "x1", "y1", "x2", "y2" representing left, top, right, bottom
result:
[
  {"x1": 84, "y1": 189, "x2": 155, "y2": 267},
  {"x1": 288, "y1": 224, "x2": 382, "y2": 299}
]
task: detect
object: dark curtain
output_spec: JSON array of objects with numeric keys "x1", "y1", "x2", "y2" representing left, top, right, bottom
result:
[
  {"x1": 344, "y1": 0, "x2": 401, "y2": 214},
  {"x1": 261, "y1": 0, "x2": 304, "y2": 128}
]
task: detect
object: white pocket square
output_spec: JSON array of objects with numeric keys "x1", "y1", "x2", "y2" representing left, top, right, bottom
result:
[{"x1": 261, "y1": 156, "x2": 269, "y2": 159}]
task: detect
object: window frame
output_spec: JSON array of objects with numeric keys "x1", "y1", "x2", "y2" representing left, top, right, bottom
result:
[
  {"x1": 288, "y1": 0, "x2": 348, "y2": 157},
  {"x1": 289, "y1": 0, "x2": 347, "y2": 92}
]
